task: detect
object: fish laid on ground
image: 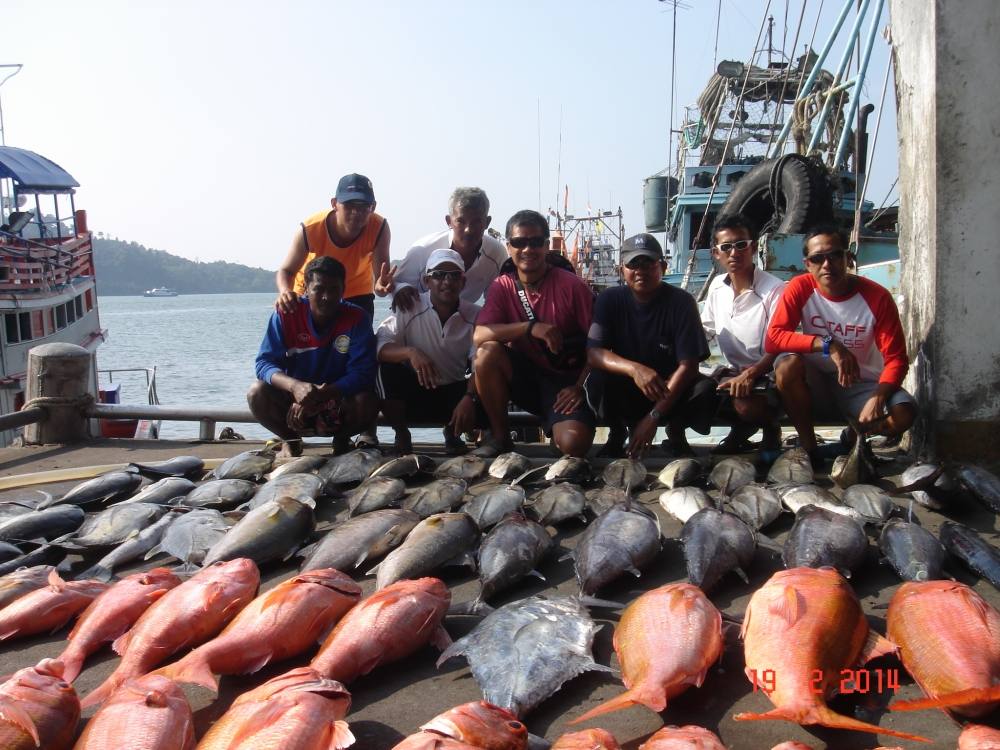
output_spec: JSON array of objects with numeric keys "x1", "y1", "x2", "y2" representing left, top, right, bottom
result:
[
  {"x1": 0, "y1": 659, "x2": 79, "y2": 750},
  {"x1": 0, "y1": 502, "x2": 34, "y2": 524},
  {"x1": 573, "y1": 583, "x2": 722, "y2": 722},
  {"x1": 776, "y1": 484, "x2": 863, "y2": 521},
  {"x1": 0, "y1": 504, "x2": 85, "y2": 542},
  {"x1": 545, "y1": 456, "x2": 592, "y2": 483},
  {"x1": 56, "y1": 567, "x2": 181, "y2": 682},
  {"x1": 311, "y1": 577, "x2": 451, "y2": 684},
  {"x1": 370, "y1": 453, "x2": 437, "y2": 479},
  {"x1": 74, "y1": 676, "x2": 195, "y2": 749},
  {"x1": 725, "y1": 484, "x2": 783, "y2": 531},
  {"x1": 602, "y1": 458, "x2": 646, "y2": 492},
  {"x1": 59, "y1": 502, "x2": 166, "y2": 550},
  {"x1": 0, "y1": 545, "x2": 65, "y2": 578},
  {"x1": 766, "y1": 448, "x2": 814, "y2": 486},
  {"x1": 585, "y1": 487, "x2": 630, "y2": 516},
  {"x1": 734, "y1": 566, "x2": 926, "y2": 742},
  {"x1": 552, "y1": 729, "x2": 620, "y2": 750},
  {"x1": 345, "y1": 476, "x2": 407, "y2": 516},
  {"x1": 709, "y1": 457, "x2": 756, "y2": 496},
  {"x1": 574, "y1": 504, "x2": 660, "y2": 594},
  {"x1": 41, "y1": 471, "x2": 143, "y2": 508},
  {"x1": 82, "y1": 558, "x2": 259, "y2": 709},
  {"x1": 841, "y1": 484, "x2": 896, "y2": 523},
  {"x1": 878, "y1": 519, "x2": 946, "y2": 582},
  {"x1": 489, "y1": 452, "x2": 532, "y2": 481},
  {"x1": 657, "y1": 458, "x2": 702, "y2": 489},
  {"x1": 268, "y1": 454, "x2": 327, "y2": 480},
  {"x1": 393, "y1": 732, "x2": 481, "y2": 750},
  {"x1": 0, "y1": 570, "x2": 108, "y2": 641},
  {"x1": 404, "y1": 477, "x2": 468, "y2": 518},
  {"x1": 897, "y1": 463, "x2": 948, "y2": 510},
  {"x1": 372, "y1": 512, "x2": 479, "y2": 590},
  {"x1": 247, "y1": 472, "x2": 325, "y2": 510},
  {"x1": 782, "y1": 505, "x2": 868, "y2": 576},
  {"x1": 300, "y1": 509, "x2": 421, "y2": 572},
  {"x1": 436, "y1": 455, "x2": 489, "y2": 481},
  {"x1": 658, "y1": 487, "x2": 717, "y2": 523},
  {"x1": 954, "y1": 465, "x2": 1000, "y2": 514},
  {"x1": 419, "y1": 701, "x2": 527, "y2": 750},
  {"x1": 464, "y1": 485, "x2": 527, "y2": 530},
  {"x1": 477, "y1": 513, "x2": 552, "y2": 602},
  {"x1": 639, "y1": 725, "x2": 727, "y2": 750},
  {"x1": 202, "y1": 496, "x2": 315, "y2": 567},
  {"x1": 208, "y1": 449, "x2": 275, "y2": 481},
  {"x1": 438, "y1": 595, "x2": 612, "y2": 718},
  {"x1": 117, "y1": 476, "x2": 196, "y2": 506},
  {"x1": 78, "y1": 511, "x2": 179, "y2": 581},
  {"x1": 958, "y1": 724, "x2": 1000, "y2": 750},
  {"x1": 180, "y1": 478, "x2": 257, "y2": 509},
  {"x1": 939, "y1": 521, "x2": 1000, "y2": 590},
  {"x1": 0, "y1": 564, "x2": 55, "y2": 610},
  {"x1": 319, "y1": 448, "x2": 384, "y2": 487},
  {"x1": 682, "y1": 508, "x2": 756, "y2": 591},
  {"x1": 888, "y1": 581, "x2": 1000, "y2": 717},
  {"x1": 526, "y1": 483, "x2": 587, "y2": 525},
  {"x1": 830, "y1": 423, "x2": 877, "y2": 489},
  {"x1": 158, "y1": 569, "x2": 361, "y2": 692},
  {"x1": 195, "y1": 667, "x2": 353, "y2": 750},
  {"x1": 128, "y1": 455, "x2": 205, "y2": 480},
  {"x1": 145, "y1": 508, "x2": 229, "y2": 569},
  {"x1": 0, "y1": 541, "x2": 23, "y2": 562}
]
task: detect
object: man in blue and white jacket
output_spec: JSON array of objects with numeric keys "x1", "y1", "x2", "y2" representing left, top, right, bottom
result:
[{"x1": 249, "y1": 255, "x2": 377, "y2": 456}]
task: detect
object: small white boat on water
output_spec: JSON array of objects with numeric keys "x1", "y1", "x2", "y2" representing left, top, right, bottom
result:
[{"x1": 143, "y1": 287, "x2": 178, "y2": 297}]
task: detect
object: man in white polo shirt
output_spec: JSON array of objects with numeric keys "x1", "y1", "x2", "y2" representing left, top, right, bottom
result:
[
  {"x1": 376, "y1": 248, "x2": 481, "y2": 454},
  {"x1": 701, "y1": 214, "x2": 785, "y2": 454}
]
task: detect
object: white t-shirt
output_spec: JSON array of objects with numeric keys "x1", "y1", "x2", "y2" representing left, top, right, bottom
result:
[
  {"x1": 376, "y1": 292, "x2": 480, "y2": 385},
  {"x1": 392, "y1": 229, "x2": 508, "y2": 304},
  {"x1": 702, "y1": 268, "x2": 785, "y2": 370}
]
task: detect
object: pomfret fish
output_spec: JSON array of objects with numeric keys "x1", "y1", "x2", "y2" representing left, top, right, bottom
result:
[
  {"x1": 300, "y1": 509, "x2": 420, "y2": 572},
  {"x1": 79, "y1": 511, "x2": 178, "y2": 581},
  {"x1": 419, "y1": 701, "x2": 528, "y2": 750},
  {"x1": 781, "y1": 505, "x2": 868, "y2": 576},
  {"x1": 0, "y1": 659, "x2": 80, "y2": 750},
  {"x1": 954, "y1": 465, "x2": 1000, "y2": 513},
  {"x1": 208, "y1": 450, "x2": 275, "y2": 481},
  {"x1": 709, "y1": 457, "x2": 756, "y2": 496},
  {"x1": 572, "y1": 583, "x2": 722, "y2": 722},
  {"x1": 477, "y1": 513, "x2": 552, "y2": 602},
  {"x1": 318, "y1": 448, "x2": 384, "y2": 487},
  {"x1": 82, "y1": 558, "x2": 260, "y2": 709},
  {"x1": 0, "y1": 569, "x2": 108, "y2": 642},
  {"x1": 145, "y1": 508, "x2": 229, "y2": 569},
  {"x1": 61, "y1": 502, "x2": 166, "y2": 549},
  {"x1": 56, "y1": 568, "x2": 181, "y2": 683},
  {"x1": 372, "y1": 512, "x2": 479, "y2": 590},
  {"x1": 725, "y1": 484, "x2": 782, "y2": 531},
  {"x1": 682, "y1": 508, "x2": 756, "y2": 591},
  {"x1": 345, "y1": 476, "x2": 407, "y2": 516},
  {"x1": 898, "y1": 463, "x2": 948, "y2": 510},
  {"x1": 247, "y1": 472, "x2": 324, "y2": 509},
  {"x1": 41, "y1": 470, "x2": 143, "y2": 508},
  {"x1": 657, "y1": 458, "x2": 702, "y2": 489},
  {"x1": 878, "y1": 519, "x2": 946, "y2": 582},
  {"x1": 489, "y1": 452, "x2": 532, "y2": 481},
  {"x1": 464, "y1": 485, "x2": 526, "y2": 530},
  {"x1": 546, "y1": 456, "x2": 592, "y2": 483},
  {"x1": 841, "y1": 484, "x2": 897, "y2": 523},
  {"x1": 370, "y1": 453, "x2": 437, "y2": 479},
  {"x1": 403, "y1": 477, "x2": 468, "y2": 518},
  {"x1": 179, "y1": 478, "x2": 256, "y2": 509},
  {"x1": 602, "y1": 458, "x2": 646, "y2": 492},
  {"x1": 777, "y1": 484, "x2": 863, "y2": 521},
  {"x1": 658, "y1": 487, "x2": 717, "y2": 523},
  {"x1": 734, "y1": 567, "x2": 927, "y2": 742},
  {"x1": 526, "y1": 483, "x2": 587, "y2": 525},
  {"x1": 128, "y1": 455, "x2": 205, "y2": 479},
  {"x1": 268, "y1": 454, "x2": 327, "y2": 480},
  {"x1": 116, "y1": 476, "x2": 195, "y2": 506},
  {"x1": 436, "y1": 455, "x2": 488, "y2": 481},
  {"x1": 72, "y1": 674, "x2": 194, "y2": 750},
  {"x1": 939, "y1": 521, "x2": 1000, "y2": 589},
  {"x1": 585, "y1": 486, "x2": 630, "y2": 516},
  {"x1": 766, "y1": 448, "x2": 814, "y2": 486},
  {"x1": 830, "y1": 423, "x2": 877, "y2": 489},
  {"x1": 437, "y1": 595, "x2": 611, "y2": 717},
  {"x1": 0, "y1": 504, "x2": 85, "y2": 542},
  {"x1": 573, "y1": 504, "x2": 660, "y2": 594},
  {"x1": 202, "y1": 496, "x2": 315, "y2": 567}
]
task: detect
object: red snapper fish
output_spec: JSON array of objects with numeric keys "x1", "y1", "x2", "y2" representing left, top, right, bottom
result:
[
  {"x1": 0, "y1": 569, "x2": 107, "y2": 641},
  {"x1": 735, "y1": 567, "x2": 928, "y2": 743},
  {"x1": 0, "y1": 658, "x2": 79, "y2": 750},
  {"x1": 639, "y1": 725, "x2": 727, "y2": 750},
  {"x1": 552, "y1": 729, "x2": 621, "y2": 750},
  {"x1": 958, "y1": 724, "x2": 1000, "y2": 750},
  {"x1": 417, "y1": 701, "x2": 527, "y2": 750},
  {"x1": 72, "y1": 674, "x2": 194, "y2": 749}
]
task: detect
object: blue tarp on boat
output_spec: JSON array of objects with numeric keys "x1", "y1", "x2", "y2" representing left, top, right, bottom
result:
[{"x1": 0, "y1": 146, "x2": 78, "y2": 191}]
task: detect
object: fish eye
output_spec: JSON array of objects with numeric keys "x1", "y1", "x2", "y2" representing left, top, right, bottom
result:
[{"x1": 508, "y1": 722, "x2": 524, "y2": 730}]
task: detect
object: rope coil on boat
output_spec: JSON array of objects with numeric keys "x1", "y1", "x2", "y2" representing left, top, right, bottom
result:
[{"x1": 20, "y1": 392, "x2": 95, "y2": 412}]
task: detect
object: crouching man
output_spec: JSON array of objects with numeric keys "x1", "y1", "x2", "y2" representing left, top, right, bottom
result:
[{"x1": 249, "y1": 256, "x2": 378, "y2": 457}]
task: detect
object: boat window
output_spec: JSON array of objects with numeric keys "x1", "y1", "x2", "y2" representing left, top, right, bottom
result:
[
  {"x1": 66, "y1": 300, "x2": 76, "y2": 324},
  {"x1": 56, "y1": 304, "x2": 66, "y2": 329},
  {"x1": 4, "y1": 314, "x2": 18, "y2": 344},
  {"x1": 18, "y1": 312, "x2": 30, "y2": 341},
  {"x1": 74, "y1": 295, "x2": 83, "y2": 318}
]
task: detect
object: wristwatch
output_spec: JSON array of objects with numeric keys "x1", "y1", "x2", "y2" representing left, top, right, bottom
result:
[
  {"x1": 649, "y1": 408, "x2": 662, "y2": 421},
  {"x1": 821, "y1": 335, "x2": 834, "y2": 357}
]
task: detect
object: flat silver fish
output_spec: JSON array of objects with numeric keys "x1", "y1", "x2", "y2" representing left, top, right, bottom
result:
[
  {"x1": 708, "y1": 457, "x2": 756, "y2": 496},
  {"x1": 782, "y1": 504, "x2": 868, "y2": 576},
  {"x1": 78, "y1": 511, "x2": 178, "y2": 581},
  {"x1": 318, "y1": 449, "x2": 384, "y2": 487},
  {"x1": 526, "y1": 484, "x2": 587, "y2": 526},
  {"x1": 146, "y1": 508, "x2": 229, "y2": 568},
  {"x1": 477, "y1": 513, "x2": 552, "y2": 602},
  {"x1": 657, "y1": 458, "x2": 702, "y2": 489},
  {"x1": 403, "y1": 478, "x2": 468, "y2": 518},
  {"x1": 209, "y1": 450, "x2": 275, "y2": 481},
  {"x1": 435, "y1": 455, "x2": 488, "y2": 481},
  {"x1": 766, "y1": 447, "x2": 814, "y2": 486},
  {"x1": 489, "y1": 453, "x2": 532, "y2": 481},
  {"x1": 345, "y1": 477, "x2": 407, "y2": 516},
  {"x1": 682, "y1": 508, "x2": 756, "y2": 592},
  {"x1": 247, "y1": 472, "x2": 325, "y2": 509},
  {"x1": 658, "y1": 487, "x2": 717, "y2": 523},
  {"x1": 841, "y1": 484, "x2": 897, "y2": 523},
  {"x1": 128, "y1": 456, "x2": 205, "y2": 480},
  {"x1": 724, "y1": 484, "x2": 782, "y2": 531},
  {"x1": 61, "y1": 503, "x2": 166, "y2": 549},
  {"x1": 369, "y1": 453, "x2": 437, "y2": 479},
  {"x1": 268, "y1": 455, "x2": 328, "y2": 480},
  {"x1": 601, "y1": 458, "x2": 646, "y2": 492},
  {"x1": 463, "y1": 485, "x2": 526, "y2": 530},
  {"x1": 202, "y1": 496, "x2": 314, "y2": 567},
  {"x1": 777, "y1": 484, "x2": 863, "y2": 521},
  {"x1": 116, "y1": 477, "x2": 196, "y2": 506},
  {"x1": 180, "y1": 479, "x2": 257, "y2": 509}
]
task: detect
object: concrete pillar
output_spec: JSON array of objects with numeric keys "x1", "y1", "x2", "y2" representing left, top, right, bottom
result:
[
  {"x1": 23, "y1": 343, "x2": 93, "y2": 444},
  {"x1": 890, "y1": 0, "x2": 1000, "y2": 465}
]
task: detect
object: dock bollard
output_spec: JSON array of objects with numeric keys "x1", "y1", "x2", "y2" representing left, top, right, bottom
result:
[{"x1": 23, "y1": 343, "x2": 95, "y2": 444}]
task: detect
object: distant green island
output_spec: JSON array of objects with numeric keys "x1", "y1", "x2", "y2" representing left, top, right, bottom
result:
[{"x1": 93, "y1": 236, "x2": 276, "y2": 296}]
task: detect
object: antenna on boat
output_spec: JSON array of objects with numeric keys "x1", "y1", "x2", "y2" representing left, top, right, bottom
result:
[{"x1": 0, "y1": 64, "x2": 24, "y2": 147}]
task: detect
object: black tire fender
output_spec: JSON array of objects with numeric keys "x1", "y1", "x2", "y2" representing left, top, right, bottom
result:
[{"x1": 719, "y1": 154, "x2": 832, "y2": 235}]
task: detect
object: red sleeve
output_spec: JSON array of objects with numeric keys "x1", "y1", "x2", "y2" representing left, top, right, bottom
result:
[
  {"x1": 574, "y1": 278, "x2": 594, "y2": 336},
  {"x1": 765, "y1": 275, "x2": 820, "y2": 354},
  {"x1": 475, "y1": 276, "x2": 514, "y2": 326},
  {"x1": 858, "y1": 280, "x2": 908, "y2": 387}
]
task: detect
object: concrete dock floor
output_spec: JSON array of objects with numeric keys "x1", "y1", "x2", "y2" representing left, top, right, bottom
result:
[{"x1": 0, "y1": 437, "x2": 997, "y2": 749}]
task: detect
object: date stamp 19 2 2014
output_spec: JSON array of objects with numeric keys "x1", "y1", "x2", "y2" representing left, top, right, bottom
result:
[{"x1": 749, "y1": 668, "x2": 901, "y2": 695}]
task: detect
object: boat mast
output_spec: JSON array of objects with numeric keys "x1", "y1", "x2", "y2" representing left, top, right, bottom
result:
[{"x1": 0, "y1": 64, "x2": 23, "y2": 147}]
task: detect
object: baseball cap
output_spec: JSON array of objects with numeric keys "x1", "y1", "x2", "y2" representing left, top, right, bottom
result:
[
  {"x1": 335, "y1": 173, "x2": 375, "y2": 204},
  {"x1": 425, "y1": 248, "x2": 465, "y2": 273},
  {"x1": 620, "y1": 233, "x2": 664, "y2": 265}
]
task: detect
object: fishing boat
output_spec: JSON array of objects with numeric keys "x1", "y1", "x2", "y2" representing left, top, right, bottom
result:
[
  {"x1": 550, "y1": 203, "x2": 625, "y2": 292},
  {"x1": 143, "y1": 286, "x2": 178, "y2": 297}
]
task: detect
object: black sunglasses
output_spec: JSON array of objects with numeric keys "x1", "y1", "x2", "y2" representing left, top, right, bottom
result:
[
  {"x1": 714, "y1": 239, "x2": 753, "y2": 254},
  {"x1": 508, "y1": 236, "x2": 547, "y2": 249},
  {"x1": 426, "y1": 269, "x2": 463, "y2": 281},
  {"x1": 804, "y1": 249, "x2": 847, "y2": 266},
  {"x1": 624, "y1": 256, "x2": 659, "y2": 270}
]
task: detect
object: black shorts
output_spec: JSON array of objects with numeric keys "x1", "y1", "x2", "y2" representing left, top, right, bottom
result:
[
  {"x1": 584, "y1": 370, "x2": 717, "y2": 434},
  {"x1": 376, "y1": 362, "x2": 469, "y2": 422},
  {"x1": 507, "y1": 348, "x2": 596, "y2": 434}
]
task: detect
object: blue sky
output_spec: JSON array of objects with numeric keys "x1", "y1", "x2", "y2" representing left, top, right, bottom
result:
[{"x1": 3, "y1": 0, "x2": 897, "y2": 270}]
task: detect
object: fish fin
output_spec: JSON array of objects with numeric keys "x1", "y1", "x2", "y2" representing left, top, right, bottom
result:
[
  {"x1": 756, "y1": 533, "x2": 783, "y2": 554},
  {"x1": 47, "y1": 567, "x2": 67, "y2": 591},
  {"x1": 626, "y1": 566, "x2": 642, "y2": 578},
  {"x1": 364, "y1": 561, "x2": 381, "y2": 576},
  {"x1": 558, "y1": 551, "x2": 575, "y2": 563},
  {"x1": 111, "y1": 629, "x2": 134, "y2": 656},
  {"x1": 282, "y1": 545, "x2": 301, "y2": 562},
  {"x1": 77, "y1": 563, "x2": 113, "y2": 583},
  {"x1": 352, "y1": 548, "x2": 371, "y2": 569},
  {"x1": 890, "y1": 685, "x2": 1000, "y2": 713},
  {"x1": 576, "y1": 595, "x2": 622, "y2": 610},
  {"x1": 528, "y1": 569, "x2": 546, "y2": 581},
  {"x1": 326, "y1": 720, "x2": 356, "y2": 750},
  {"x1": 435, "y1": 638, "x2": 466, "y2": 667},
  {"x1": 734, "y1": 704, "x2": 930, "y2": 743},
  {"x1": 570, "y1": 688, "x2": 650, "y2": 724},
  {"x1": 734, "y1": 566, "x2": 749, "y2": 584},
  {"x1": 0, "y1": 696, "x2": 39, "y2": 746},
  {"x1": 443, "y1": 550, "x2": 476, "y2": 570},
  {"x1": 143, "y1": 543, "x2": 165, "y2": 561},
  {"x1": 429, "y1": 625, "x2": 452, "y2": 651},
  {"x1": 767, "y1": 585, "x2": 804, "y2": 628},
  {"x1": 447, "y1": 599, "x2": 493, "y2": 617},
  {"x1": 858, "y1": 631, "x2": 898, "y2": 664},
  {"x1": 155, "y1": 656, "x2": 220, "y2": 692}
]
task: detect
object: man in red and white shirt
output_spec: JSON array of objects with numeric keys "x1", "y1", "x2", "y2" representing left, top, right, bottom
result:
[{"x1": 765, "y1": 225, "x2": 916, "y2": 459}]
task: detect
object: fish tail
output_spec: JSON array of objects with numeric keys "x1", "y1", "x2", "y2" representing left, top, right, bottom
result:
[
  {"x1": 325, "y1": 719, "x2": 356, "y2": 750},
  {"x1": 890, "y1": 685, "x2": 1000, "y2": 713},
  {"x1": 570, "y1": 689, "x2": 651, "y2": 724},
  {"x1": 735, "y1": 704, "x2": 931, "y2": 743},
  {"x1": 154, "y1": 655, "x2": 219, "y2": 692},
  {"x1": 55, "y1": 645, "x2": 85, "y2": 683}
]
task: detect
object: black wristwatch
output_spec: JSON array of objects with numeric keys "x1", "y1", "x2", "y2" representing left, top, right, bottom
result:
[{"x1": 526, "y1": 320, "x2": 537, "y2": 338}]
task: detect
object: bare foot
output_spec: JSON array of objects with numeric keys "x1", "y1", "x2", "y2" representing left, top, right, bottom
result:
[{"x1": 278, "y1": 439, "x2": 303, "y2": 458}]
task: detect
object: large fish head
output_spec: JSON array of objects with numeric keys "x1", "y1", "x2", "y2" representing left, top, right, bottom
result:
[
  {"x1": 552, "y1": 729, "x2": 620, "y2": 750},
  {"x1": 197, "y1": 557, "x2": 261, "y2": 588},
  {"x1": 5, "y1": 658, "x2": 76, "y2": 703},
  {"x1": 115, "y1": 674, "x2": 188, "y2": 708},
  {"x1": 422, "y1": 701, "x2": 527, "y2": 750}
]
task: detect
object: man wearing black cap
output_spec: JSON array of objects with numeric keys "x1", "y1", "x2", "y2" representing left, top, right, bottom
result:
[
  {"x1": 585, "y1": 233, "x2": 716, "y2": 458},
  {"x1": 275, "y1": 173, "x2": 392, "y2": 322}
]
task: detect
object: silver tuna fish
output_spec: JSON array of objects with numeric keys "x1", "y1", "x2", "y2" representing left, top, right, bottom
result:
[
  {"x1": 0, "y1": 505, "x2": 85, "y2": 542},
  {"x1": 300, "y1": 508, "x2": 421, "y2": 572},
  {"x1": 708, "y1": 457, "x2": 756, "y2": 496},
  {"x1": 403, "y1": 478, "x2": 468, "y2": 518},
  {"x1": 766, "y1": 447, "x2": 814, "y2": 485},
  {"x1": 208, "y1": 450, "x2": 276, "y2": 481},
  {"x1": 682, "y1": 508, "x2": 756, "y2": 591},
  {"x1": 725, "y1": 484, "x2": 783, "y2": 531},
  {"x1": 954, "y1": 465, "x2": 1000, "y2": 513},
  {"x1": 372, "y1": 512, "x2": 479, "y2": 590},
  {"x1": 782, "y1": 504, "x2": 868, "y2": 576},
  {"x1": 573, "y1": 504, "x2": 660, "y2": 594},
  {"x1": 344, "y1": 477, "x2": 407, "y2": 516},
  {"x1": 477, "y1": 513, "x2": 552, "y2": 602},
  {"x1": 463, "y1": 485, "x2": 527, "y2": 530},
  {"x1": 526, "y1": 483, "x2": 587, "y2": 525},
  {"x1": 657, "y1": 458, "x2": 702, "y2": 489},
  {"x1": 180, "y1": 479, "x2": 257, "y2": 509},
  {"x1": 939, "y1": 521, "x2": 1000, "y2": 589},
  {"x1": 202, "y1": 496, "x2": 315, "y2": 567},
  {"x1": 658, "y1": 487, "x2": 717, "y2": 523},
  {"x1": 318, "y1": 448, "x2": 384, "y2": 487},
  {"x1": 145, "y1": 508, "x2": 230, "y2": 568},
  {"x1": 42, "y1": 471, "x2": 143, "y2": 508},
  {"x1": 878, "y1": 519, "x2": 946, "y2": 582}
]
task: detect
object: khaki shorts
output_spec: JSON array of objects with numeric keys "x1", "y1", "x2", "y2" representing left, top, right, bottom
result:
[{"x1": 779, "y1": 354, "x2": 916, "y2": 421}]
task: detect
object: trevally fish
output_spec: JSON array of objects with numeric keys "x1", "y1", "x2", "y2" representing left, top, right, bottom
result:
[
  {"x1": 681, "y1": 508, "x2": 756, "y2": 591},
  {"x1": 145, "y1": 508, "x2": 230, "y2": 569},
  {"x1": 115, "y1": 476, "x2": 195, "y2": 506},
  {"x1": 657, "y1": 458, "x2": 702, "y2": 489},
  {"x1": 601, "y1": 458, "x2": 646, "y2": 492},
  {"x1": 318, "y1": 448, "x2": 384, "y2": 487},
  {"x1": 344, "y1": 476, "x2": 406, "y2": 516},
  {"x1": 209, "y1": 450, "x2": 275, "y2": 481},
  {"x1": 370, "y1": 453, "x2": 436, "y2": 479},
  {"x1": 435, "y1": 455, "x2": 488, "y2": 481},
  {"x1": 585, "y1": 487, "x2": 630, "y2": 517},
  {"x1": 830, "y1": 425, "x2": 877, "y2": 489},
  {"x1": 841, "y1": 483, "x2": 897, "y2": 523},
  {"x1": 781, "y1": 505, "x2": 868, "y2": 576},
  {"x1": 299, "y1": 509, "x2": 420, "y2": 572},
  {"x1": 708, "y1": 457, "x2": 756, "y2": 496},
  {"x1": 247, "y1": 472, "x2": 325, "y2": 509},
  {"x1": 77, "y1": 511, "x2": 178, "y2": 581},
  {"x1": 766, "y1": 447, "x2": 814, "y2": 486},
  {"x1": 526, "y1": 483, "x2": 587, "y2": 525},
  {"x1": 777, "y1": 484, "x2": 863, "y2": 521},
  {"x1": 898, "y1": 462, "x2": 948, "y2": 510},
  {"x1": 939, "y1": 521, "x2": 1000, "y2": 589},
  {"x1": 42, "y1": 471, "x2": 143, "y2": 508},
  {"x1": 268, "y1": 454, "x2": 327, "y2": 480},
  {"x1": 658, "y1": 487, "x2": 717, "y2": 523},
  {"x1": 878, "y1": 519, "x2": 946, "y2": 582},
  {"x1": 0, "y1": 504, "x2": 85, "y2": 542},
  {"x1": 489, "y1": 452, "x2": 532, "y2": 481},
  {"x1": 573, "y1": 504, "x2": 660, "y2": 594},
  {"x1": 372, "y1": 512, "x2": 479, "y2": 590},
  {"x1": 202, "y1": 496, "x2": 315, "y2": 567},
  {"x1": 477, "y1": 513, "x2": 552, "y2": 602},
  {"x1": 180, "y1": 478, "x2": 257, "y2": 509},
  {"x1": 724, "y1": 484, "x2": 782, "y2": 531},
  {"x1": 403, "y1": 477, "x2": 468, "y2": 518},
  {"x1": 463, "y1": 485, "x2": 526, "y2": 530},
  {"x1": 127, "y1": 455, "x2": 205, "y2": 480},
  {"x1": 59, "y1": 503, "x2": 166, "y2": 550}
]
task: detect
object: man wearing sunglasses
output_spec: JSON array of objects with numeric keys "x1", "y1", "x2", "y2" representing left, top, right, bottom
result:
[
  {"x1": 766, "y1": 225, "x2": 916, "y2": 463},
  {"x1": 586, "y1": 234, "x2": 715, "y2": 459},
  {"x1": 375, "y1": 249, "x2": 481, "y2": 454},
  {"x1": 472, "y1": 210, "x2": 596, "y2": 458},
  {"x1": 701, "y1": 214, "x2": 786, "y2": 454}
]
